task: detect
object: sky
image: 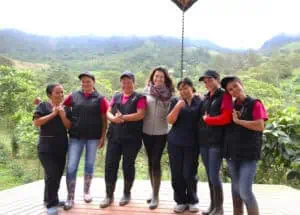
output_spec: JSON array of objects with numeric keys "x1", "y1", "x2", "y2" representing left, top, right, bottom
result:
[{"x1": 0, "y1": 0, "x2": 299, "y2": 49}]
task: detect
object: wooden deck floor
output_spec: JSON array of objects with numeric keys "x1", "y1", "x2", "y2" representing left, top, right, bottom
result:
[{"x1": 0, "y1": 177, "x2": 299, "y2": 215}]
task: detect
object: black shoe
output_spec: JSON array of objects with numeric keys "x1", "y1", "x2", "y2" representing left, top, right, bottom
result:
[{"x1": 44, "y1": 201, "x2": 65, "y2": 207}]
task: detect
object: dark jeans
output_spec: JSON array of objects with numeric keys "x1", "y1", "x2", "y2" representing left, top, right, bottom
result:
[
  {"x1": 105, "y1": 137, "x2": 142, "y2": 186},
  {"x1": 168, "y1": 143, "x2": 199, "y2": 204},
  {"x1": 227, "y1": 159, "x2": 258, "y2": 208},
  {"x1": 38, "y1": 151, "x2": 66, "y2": 208},
  {"x1": 142, "y1": 133, "x2": 167, "y2": 180},
  {"x1": 199, "y1": 145, "x2": 223, "y2": 186}
]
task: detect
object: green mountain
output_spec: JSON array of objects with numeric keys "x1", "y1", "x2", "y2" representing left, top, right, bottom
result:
[
  {"x1": 260, "y1": 33, "x2": 300, "y2": 53},
  {"x1": 0, "y1": 29, "x2": 229, "y2": 62}
]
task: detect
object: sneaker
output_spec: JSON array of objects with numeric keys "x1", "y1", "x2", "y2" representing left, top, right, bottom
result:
[
  {"x1": 63, "y1": 199, "x2": 74, "y2": 211},
  {"x1": 47, "y1": 207, "x2": 58, "y2": 215},
  {"x1": 189, "y1": 203, "x2": 199, "y2": 213},
  {"x1": 84, "y1": 193, "x2": 93, "y2": 203},
  {"x1": 173, "y1": 204, "x2": 187, "y2": 213}
]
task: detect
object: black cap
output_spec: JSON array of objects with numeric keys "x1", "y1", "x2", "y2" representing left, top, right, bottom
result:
[
  {"x1": 221, "y1": 76, "x2": 241, "y2": 90},
  {"x1": 120, "y1": 71, "x2": 135, "y2": 82},
  {"x1": 199, "y1": 70, "x2": 220, "y2": 81},
  {"x1": 78, "y1": 71, "x2": 95, "y2": 81}
]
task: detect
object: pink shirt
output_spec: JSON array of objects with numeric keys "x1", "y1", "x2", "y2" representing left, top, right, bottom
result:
[
  {"x1": 109, "y1": 94, "x2": 147, "y2": 109},
  {"x1": 252, "y1": 100, "x2": 268, "y2": 121},
  {"x1": 235, "y1": 99, "x2": 268, "y2": 121},
  {"x1": 63, "y1": 93, "x2": 109, "y2": 114}
]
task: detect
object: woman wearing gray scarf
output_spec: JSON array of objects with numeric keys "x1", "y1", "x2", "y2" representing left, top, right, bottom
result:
[{"x1": 142, "y1": 66, "x2": 175, "y2": 209}]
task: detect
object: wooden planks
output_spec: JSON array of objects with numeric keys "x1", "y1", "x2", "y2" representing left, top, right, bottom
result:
[{"x1": 0, "y1": 177, "x2": 299, "y2": 215}]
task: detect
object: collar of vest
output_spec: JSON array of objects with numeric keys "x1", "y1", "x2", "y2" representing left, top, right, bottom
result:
[
  {"x1": 204, "y1": 88, "x2": 224, "y2": 99},
  {"x1": 115, "y1": 91, "x2": 139, "y2": 103},
  {"x1": 234, "y1": 95, "x2": 255, "y2": 107},
  {"x1": 79, "y1": 89, "x2": 100, "y2": 98}
]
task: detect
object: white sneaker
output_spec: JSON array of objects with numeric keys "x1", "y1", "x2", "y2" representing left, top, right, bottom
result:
[
  {"x1": 84, "y1": 193, "x2": 93, "y2": 203},
  {"x1": 174, "y1": 204, "x2": 187, "y2": 213},
  {"x1": 47, "y1": 207, "x2": 58, "y2": 215},
  {"x1": 189, "y1": 203, "x2": 199, "y2": 213}
]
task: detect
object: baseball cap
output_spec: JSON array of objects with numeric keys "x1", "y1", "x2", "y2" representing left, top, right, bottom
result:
[
  {"x1": 120, "y1": 71, "x2": 135, "y2": 82},
  {"x1": 78, "y1": 71, "x2": 95, "y2": 81},
  {"x1": 199, "y1": 70, "x2": 220, "y2": 81}
]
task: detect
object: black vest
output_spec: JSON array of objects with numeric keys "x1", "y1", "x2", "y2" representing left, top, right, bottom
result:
[
  {"x1": 107, "y1": 92, "x2": 144, "y2": 140},
  {"x1": 198, "y1": 88, "x2": 225, "y2": 145},
  {"x1": 69, "y1": 90, "x2": 103, "y2": 139},
  {"x1": 224, "y1": 96, "x2": 263, "y2": 160}
]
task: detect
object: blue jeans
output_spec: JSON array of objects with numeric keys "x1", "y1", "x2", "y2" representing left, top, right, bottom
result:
[
  {"x1": 227, "y1": 159, "x2": 258, "y2": 208},
  {"x1": 66, "y1": 138, "x2": 98, "y2": 181},
  {"x1": 199, "y1": 145, "x2": 223, "y2": 186}
]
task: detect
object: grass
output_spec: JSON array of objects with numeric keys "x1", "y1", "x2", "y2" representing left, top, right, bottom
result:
[{"x1": 0, "y1": 165, "x2": 24, "y2": 191}]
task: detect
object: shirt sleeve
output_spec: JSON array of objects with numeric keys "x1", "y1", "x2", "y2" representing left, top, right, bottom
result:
[
  {"x1": 100, "y1": 98, "x2": 109, "y2": 114},
  {"x1": 63, "y1": 94, "x2": 72, "y2": 107},
  {"x1": 221, "y1": 93, "x2": 233, "y2": 111},
  {"x1": 204, "y1": 93, "x2": 233, "y2": 126},
  {"x1": 136, "y1": 96, "x2": 147, "y2": 109},
  {"x1": 252, "y1": 100, "x2": 268, "y2": 121},
  {"x1": 33, "y1": 102, "x2": 45, "y2": 120}
]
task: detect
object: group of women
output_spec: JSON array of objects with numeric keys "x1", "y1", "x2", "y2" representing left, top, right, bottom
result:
[{"x1": 33, "y1": 67, "x2": 267, "y2": 215}]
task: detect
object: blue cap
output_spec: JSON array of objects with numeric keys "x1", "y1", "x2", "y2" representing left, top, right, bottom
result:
[
  {"x1": 78, "y1": 71, "x2": 95, "y2": 81},
  {"x1": 120, "y1": 71, "x2": 135, "y2": 82}
]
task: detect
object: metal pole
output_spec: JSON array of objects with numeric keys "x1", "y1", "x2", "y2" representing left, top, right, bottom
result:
[{"x1": 180, "y1": 10, "x2": 185, "y2": 78}]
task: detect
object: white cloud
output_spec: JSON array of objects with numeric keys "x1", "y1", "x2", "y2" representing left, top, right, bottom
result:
[{"x1": 0, "y1": 0, "x2": 299, "y2": 49}]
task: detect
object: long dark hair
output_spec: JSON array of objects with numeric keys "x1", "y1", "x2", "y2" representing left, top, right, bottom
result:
[{"x1": 148, "y1": 66, "x2": 175, "y2": 93}]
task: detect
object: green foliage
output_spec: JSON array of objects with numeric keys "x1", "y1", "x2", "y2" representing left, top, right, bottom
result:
[
  {"x1": 8, "y1": 160, "x2": 25, "y2": 178},
  {"x1": 0, "y1": 143, "x2": 10, "y2": 165},
  {"x1": 282, "y1": 42, "x2": 300, "y2": 51},
  {"x1": 0, "y1": 66, "x2": 38, "y2": 124},
  {"x1": 256, "y1": 107, "x2": 300, "y2": 186},
  {"x1": 241, "y1": 58, "x2": 292, "y2": 86},
  {"x1": 240, "y1": 77, "x2": 283, "y2": 109},
  {"x1": 14, "y1": 111, "x2": 38, "y2": 159}
]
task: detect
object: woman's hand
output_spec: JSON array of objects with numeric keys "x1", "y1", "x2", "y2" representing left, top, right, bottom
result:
[
  {"x1": 52, "y1": 106, "x2": 59, "y2": 115},
  {"x1": 176, "y1": 99, "x2": 185, "y2": 109},
  {"x1": 113, "y1": 111, "x2": 125, "y2": 124},
  {"x1": 202, "y1": 111, "x2": 209, "y2": 122},
  {"x1": 232, "y1": 109, "x2": 240, "y2": 123},
  {"x1": 57, "y1": 105, "x2": 66, "y2": 117},
  {"x1": 98, "y1": 136, "x2": 105, "y2": 149}
]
